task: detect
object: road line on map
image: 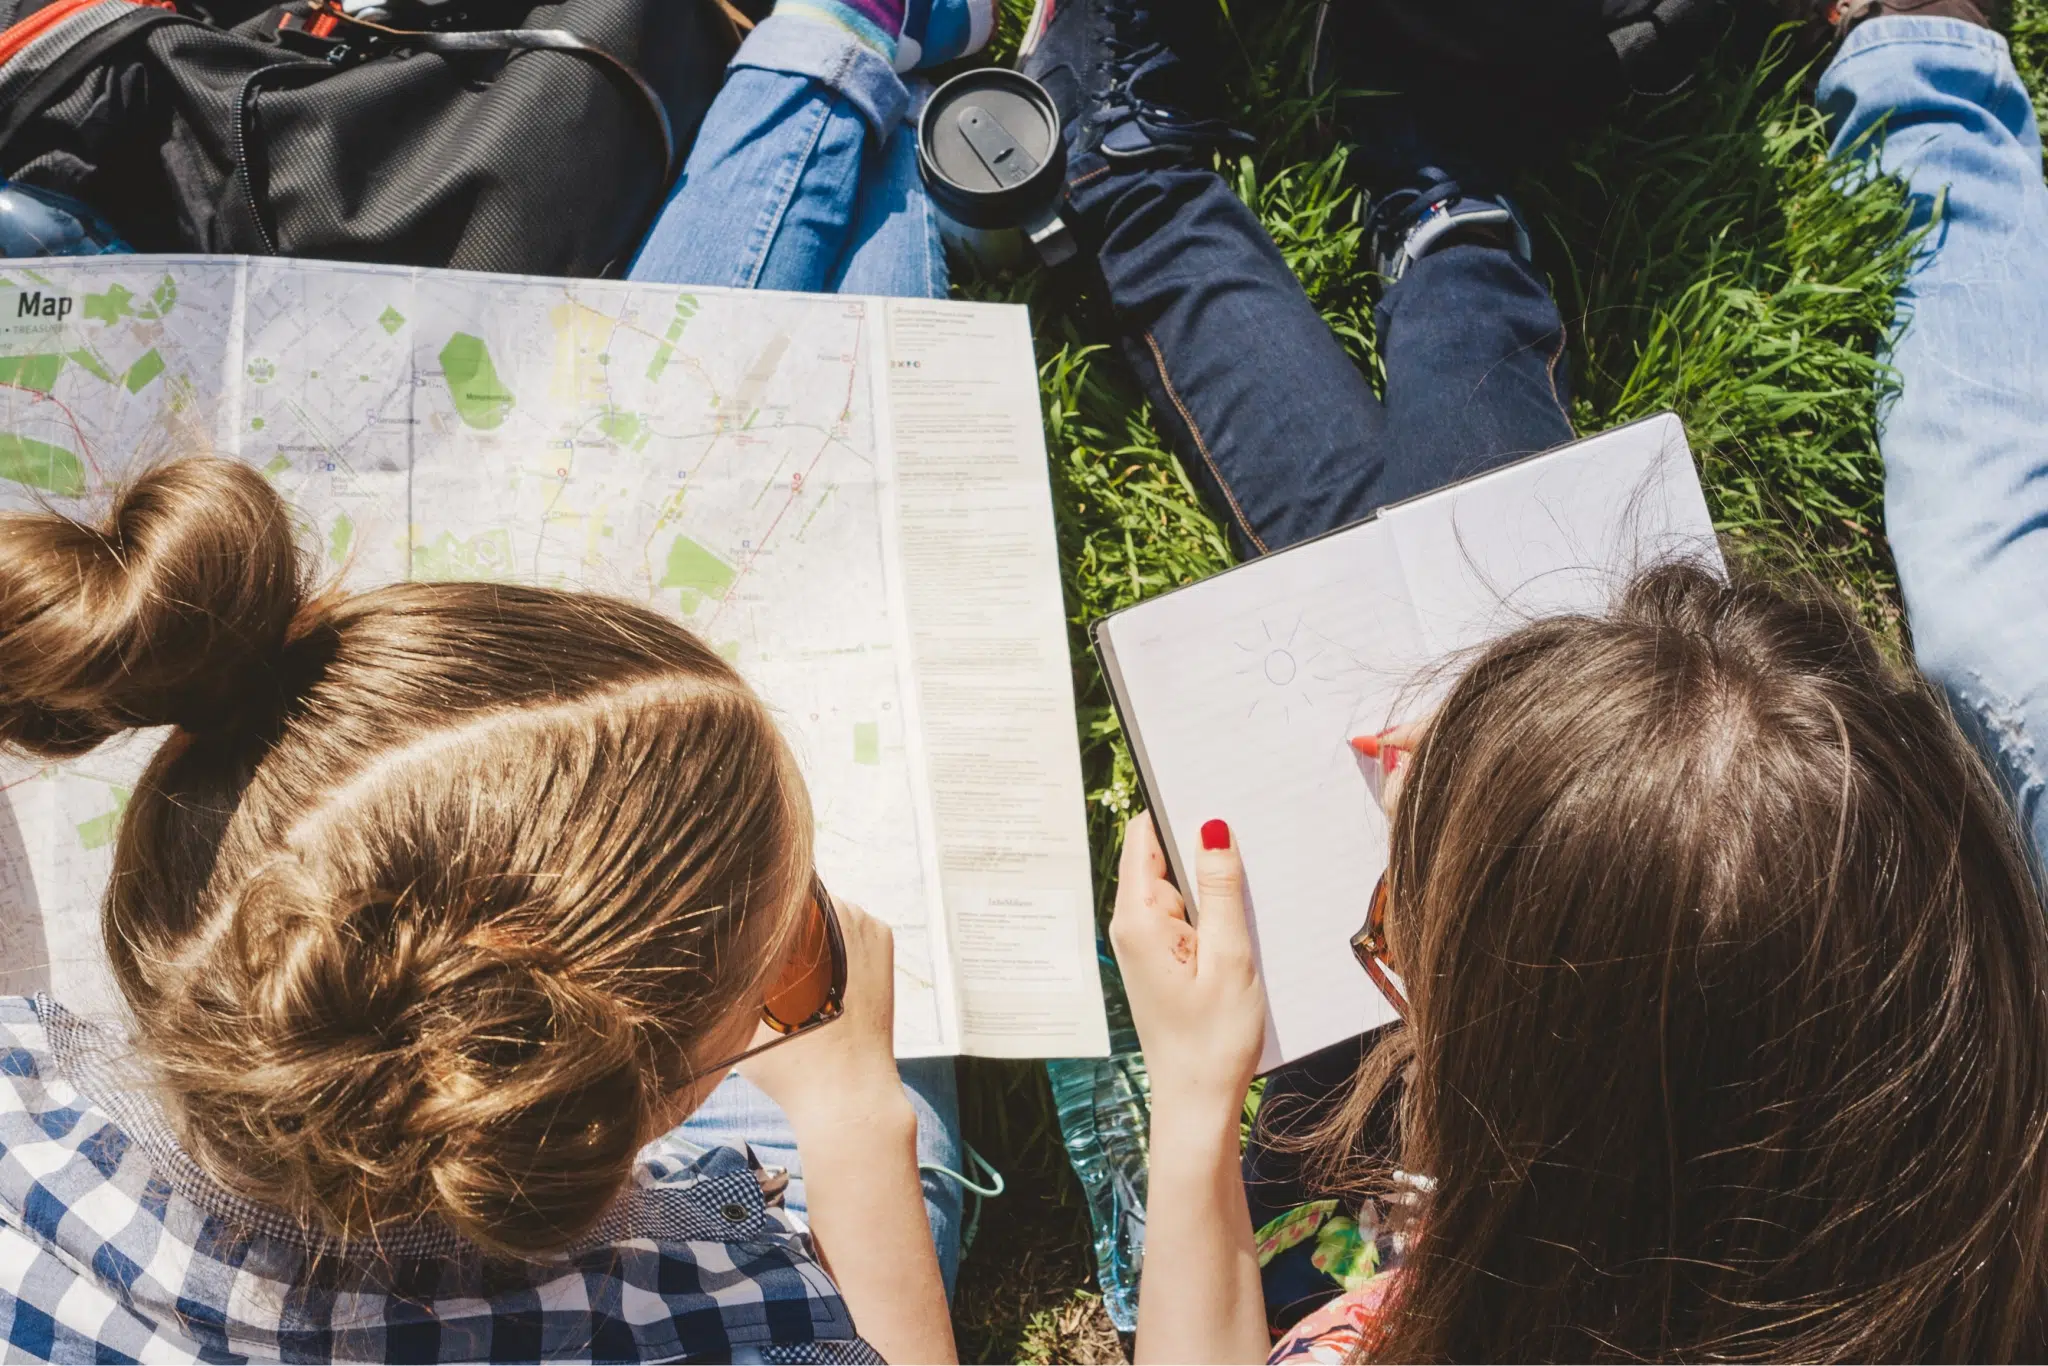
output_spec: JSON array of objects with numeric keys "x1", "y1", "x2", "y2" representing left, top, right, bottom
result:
[
  {"x1": 0, "y1": 381, "x2": 101, "y2": 480},
  {"x1": 704, "y1": 315, "x2": 865, "y2": 630}
]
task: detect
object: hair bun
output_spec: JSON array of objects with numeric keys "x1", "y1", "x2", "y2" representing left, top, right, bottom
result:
[
  {"x1": 170, "y1": 870, "x2": 653, "y2": 1258},
  {"x1": 0, "y1": 458, "x2": 305, "y2": 755},
  {"x1": 413, "y1": 950, "x2": 652, "y2": 1258}
]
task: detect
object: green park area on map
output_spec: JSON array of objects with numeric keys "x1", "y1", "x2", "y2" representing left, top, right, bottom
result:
[
  {"x1": 439, "y1": 333, "x2": 515, "y2": 430},
  {"x1": 662, "y1": 533, "x2": 736, "y2": 611},
  {"x1": 0, "y1": 434, "x2": 84, "y2": 496}
]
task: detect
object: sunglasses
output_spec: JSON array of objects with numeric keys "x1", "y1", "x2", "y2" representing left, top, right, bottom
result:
[
  {"x1": 701, "y1": 875, "x2": 848, "y2": 1075},
  {"x1": 1350, "y1": 872, "x2": 1410, "y2": 1021}
]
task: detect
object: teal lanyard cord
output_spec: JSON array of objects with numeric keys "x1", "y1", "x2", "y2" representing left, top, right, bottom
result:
[{"x1": 919, "y1": 1143, "x2": 1006, "y2": 1249}]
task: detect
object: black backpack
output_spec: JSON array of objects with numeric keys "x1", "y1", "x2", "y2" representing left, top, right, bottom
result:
[
  {"x1": 0, "y1": 0, "x2": 735, "y2": 276},
  {"x1": 1322, "y1": 0, "x2": 1733, "y2": 126}
]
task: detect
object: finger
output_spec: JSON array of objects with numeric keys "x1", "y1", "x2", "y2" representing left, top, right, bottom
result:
[
  {"x1": 1112, "y1": 887, "x2": 1188, "y2": 967},
  {"x1": 1375, "y1": 716, "x2": 1433, "y2": 814},
  {"x1": 1111, "y1": 848, "x2": 1188, "y2": 966},
  {"x1": 1109, "y1": 889, "x2": 1189, "y2": 973},
  {"x1": 1144, "y1": 874, "x2": 1189, "y2": 924},
  {"x1": 1193, "y1": 818, "x2": 1255, "y2": 968},
  {"x1": 1120, "y1": 811, "x2": 1170, "y2": 886},
  {"x1": 1115, "y1": 811, "x2": 1184, "y2": 924},
  {"x1": 1382, "y1": 759, "x2": 1410, "y2": 818},
  {"x1": 1380, "y1": 718, "x2": 1430, "y2": 752},
  {"x1": 1351, "y1": 718, "x2": 1429, "y2": 761},
  {"x1": 1110, "y1": 907, "x2": 1190, "y2": 975}
]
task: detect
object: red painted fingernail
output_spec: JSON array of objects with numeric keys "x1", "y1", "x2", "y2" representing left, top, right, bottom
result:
[
  {"x1": 1350, "y1": 734, "x2": 1381, "y2": 759},
  {"x1": 1201, "y1": 819, "x2": 1231, "y2": 851},
  {"x1": 1386, "y1": 751, "x2": 1402, "y2": 775}
]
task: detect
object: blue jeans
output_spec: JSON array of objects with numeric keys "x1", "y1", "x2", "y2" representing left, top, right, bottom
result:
[
  {"x1": 680, "y1": 1058, "x2": 965, "y2": 1297},
  {"x1": 1821, "y1": 19, "x2": 2048, "y2": 882},
  {"x1": 627, "y1": 14, "x2": 965, "y2": 1294},
  {"x1": 1065, "y1": 151, "x2": 1576, "y2": 556},
  {"x1": 628, "y1": 15, "x2": 946, "y2": 297}
]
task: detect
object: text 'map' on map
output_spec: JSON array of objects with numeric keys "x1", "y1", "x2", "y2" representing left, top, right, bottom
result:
[{"x1": 0, "y1": 257, "x2": 1109, "y2": 1060}]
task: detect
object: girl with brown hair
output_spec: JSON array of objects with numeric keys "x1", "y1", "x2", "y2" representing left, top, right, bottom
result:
[
  {"x1": 1112, "y1": 562, "x2": 2048, "y2": 1363},
  {"x1": 0, "y1": 457, "x2": 954, "y2": 1362}
]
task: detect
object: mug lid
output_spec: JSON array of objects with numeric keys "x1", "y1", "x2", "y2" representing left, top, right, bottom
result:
[{"x1": 917, "y1": 69, "x2": 1067, "y2": 230}]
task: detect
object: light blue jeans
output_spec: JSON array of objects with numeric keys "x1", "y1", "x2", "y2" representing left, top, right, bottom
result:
[
  {"x1": 626, "y1": 14, "x2": 965, "y2": 1295},
  {"x1": 627, "y1": 14, "x2": 947, "y2": 296},
  {"x1": 680, "y1": 1056, "x2": 966, "y2": 1297},
  {"x1": 1821, "y1": 18, "x2": 2048, "y2": 883}
]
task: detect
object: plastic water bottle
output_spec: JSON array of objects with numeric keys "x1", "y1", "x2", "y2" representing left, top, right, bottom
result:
[
  {"x1": 0, "y1": 181, "x2": 130, "y2": 257},
  {"x1": 1047, "y1": 952, "x2": 1153, "y2": 1333}
]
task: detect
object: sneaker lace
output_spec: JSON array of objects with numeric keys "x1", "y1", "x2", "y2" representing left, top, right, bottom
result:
[{"x1": 1095, "y1": 0, "x2": 1249, "y2": 141}]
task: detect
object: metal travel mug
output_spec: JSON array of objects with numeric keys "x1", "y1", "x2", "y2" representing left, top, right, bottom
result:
[{"x1": 917, "y1": 69, "x2": 1075, "y2": 274}]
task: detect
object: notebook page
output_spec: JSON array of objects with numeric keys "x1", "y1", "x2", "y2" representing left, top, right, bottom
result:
[
  {"x1": 1381, "y1": 415, "x2": 1722, "y2": 684},
  {"x1": 1103, "y1": 523, "x2": 1431, "y2": 1072}
]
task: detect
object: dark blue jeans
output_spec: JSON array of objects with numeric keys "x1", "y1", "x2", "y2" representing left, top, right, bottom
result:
[{"x1": 1066, "y1": 157, "x2": 1576, "y2": 556}]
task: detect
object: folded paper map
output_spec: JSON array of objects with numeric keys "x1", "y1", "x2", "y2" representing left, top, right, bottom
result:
[{"x1": 0, "y1": 257, "x2": 1110, "y2": 1060}]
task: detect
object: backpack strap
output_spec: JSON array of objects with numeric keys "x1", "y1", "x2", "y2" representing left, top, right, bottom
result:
[
  {"x1": 316, "y1": 8, "x2": 681, "y2": 181},
  {"x1": 0, "y1": 0, "x2": 184, "y2": 163},
  {"x1": 409, "y1": 29, "x2": 679, "y2": 180},
  {"x1": 0, "y1": 0, "x2": 172, "y2": 73}
]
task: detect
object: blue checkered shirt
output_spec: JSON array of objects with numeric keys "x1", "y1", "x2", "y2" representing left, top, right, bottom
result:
[{"x1": 0, "y1": 997, "x2": 882, "y2": 1363}]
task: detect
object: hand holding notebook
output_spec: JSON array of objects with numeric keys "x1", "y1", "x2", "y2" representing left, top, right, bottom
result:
[{"x1": 1096, "y1": 414, "x2": 1721, "y2": 1071}]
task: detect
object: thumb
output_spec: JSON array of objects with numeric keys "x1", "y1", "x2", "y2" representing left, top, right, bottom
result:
[{"x1": 1194, "y1": 818, "x2": 1253, "y2": 967}]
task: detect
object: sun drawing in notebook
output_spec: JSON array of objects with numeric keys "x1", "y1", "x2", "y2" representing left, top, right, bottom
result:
[{"x1": 1235, "y1": 615, "x2": 1359, "y2": 726}]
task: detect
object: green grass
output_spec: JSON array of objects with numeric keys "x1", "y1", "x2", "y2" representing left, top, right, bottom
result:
[
  {"x1": 948, "y1": 4, "x2": 2048, "y2": 1359},
  {"x1": 1524, "y1": 35, "x2": 1921, "y2": 624}
]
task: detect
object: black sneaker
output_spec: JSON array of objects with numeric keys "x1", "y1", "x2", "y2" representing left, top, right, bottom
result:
[
  {"x1": 1367, "y1": 167, "x2": 1532, "y2": 289},
  {"x1": 1016, "y1": 0, "x2": 1252, "y2": 166}
]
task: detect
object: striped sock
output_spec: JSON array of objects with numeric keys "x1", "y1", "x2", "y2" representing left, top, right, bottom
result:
[{"x1": 777, "y1": 0, "x2": 907, "y2": 63}]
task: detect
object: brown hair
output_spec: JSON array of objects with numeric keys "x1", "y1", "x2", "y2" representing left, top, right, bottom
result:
[
  {"x1": 0, "y1": 459, "x2": 812, "y2": 1258},
  {"x1": 1317, "y1": 562, "x2": 2048, "y2": 1361}
]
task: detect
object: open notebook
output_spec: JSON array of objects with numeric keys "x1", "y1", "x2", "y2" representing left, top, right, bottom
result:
[{"x1": 1096, "y1": 413, "x2": 1722, "y2": 1071}]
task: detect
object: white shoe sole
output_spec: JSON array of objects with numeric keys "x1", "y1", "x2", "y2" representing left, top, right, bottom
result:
[{"x1": 1017, "y1": 0, "x2": 1055, "y2": 59}]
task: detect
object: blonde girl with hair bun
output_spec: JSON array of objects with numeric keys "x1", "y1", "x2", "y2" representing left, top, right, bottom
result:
[{"x1": 0, "y1": 457, "x2": 955, "y2": 1364}]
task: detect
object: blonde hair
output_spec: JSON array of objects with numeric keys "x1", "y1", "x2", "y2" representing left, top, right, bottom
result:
[{"x1": 0, "y1": 458, "x2": 812, "y2": 1258}]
